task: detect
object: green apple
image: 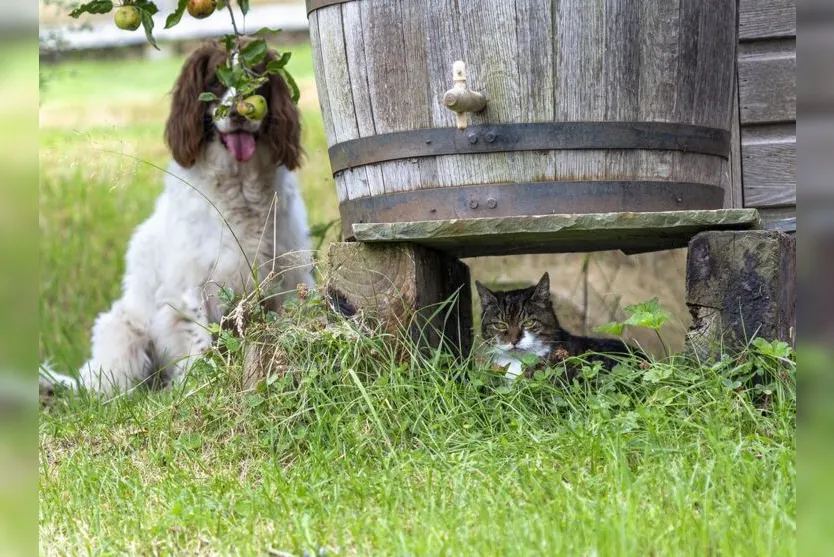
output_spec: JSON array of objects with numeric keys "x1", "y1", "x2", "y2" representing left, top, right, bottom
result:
[
  {"x1": 236, "y1": 95, "x2": 268, "y2": 122},
  {"x1": 114, "y1": 6, "x2": 141, "y2": 31},
  {"x1": 187, "y1": 0, "x2": 217, "y2": 19}
]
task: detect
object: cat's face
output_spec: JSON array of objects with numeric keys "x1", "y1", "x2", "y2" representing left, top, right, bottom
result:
[{"x1": 476, "y1": 273, "x2": 560, "y2": 357}]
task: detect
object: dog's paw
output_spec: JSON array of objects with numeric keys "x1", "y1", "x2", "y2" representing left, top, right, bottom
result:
[{"x1": 39, "y1": 364, "x2": 79, "y2": 403}]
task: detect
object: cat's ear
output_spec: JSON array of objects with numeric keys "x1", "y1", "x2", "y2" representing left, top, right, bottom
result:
[
  {"x1": 532, "y1": 272, "x2": 551, "y2": 302},
  {"x1": 475, "y1": 281, "x2": 497, "y2": 307}
]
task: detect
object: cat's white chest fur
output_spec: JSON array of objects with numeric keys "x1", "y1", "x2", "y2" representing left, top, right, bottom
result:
[
  {"x1": 491, "y1": 331, "x2": 551, "y2": 383},
  {"x1": 493, "y1": 353, "x2": 525, "y2": 380}
]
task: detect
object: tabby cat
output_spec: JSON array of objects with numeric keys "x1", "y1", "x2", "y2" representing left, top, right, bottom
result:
[{"x1": 476, "y1": 272, "x2": 638, "y2": 381}]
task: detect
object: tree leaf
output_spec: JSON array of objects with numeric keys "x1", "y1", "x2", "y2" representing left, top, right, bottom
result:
[
  {"x1": 140, "y1": 8, "x2": 159, "y2": 50},
  {"x1": 69, "y1": 0, "x2": 113, "y2": 18},
  {"x1": 252, "y1": 26, "x2": 282, "y2": 36},
  {"x1": 278, "y1": 68, "x2": 300, "y2": 104},
  {"x1": 238, "y1": 0, "x2": 250, "y2": 16},
  {"x1": 214, "y1": 104, "x2": 230, "y2": 120},
  {"x1": 237, "y1": 76, "x2": 267, "y2": 98},
  {"x1": 164, "y1": 0, "x2": 188, "y2": 28},
  {"x1": 199, "y1": 92, "x2": 220, "y2": 102},
  {"x1": 217, "y1": 0, "x2": 226, "y2": 11},
  {"x1": 265, "y1": 51, "x2": 291, "y2": 72},
  {"x1": 220, "y1": 33, "x2": 237, "y2": 53},
  {"x1": 232, "y1": 67, "x2": 248, "y2": 89},
  {"x1": 216, "y1": 65, "x2": 235, "y2": 88},
  {"x1": 241, "y1": 39, "x2": 268, "y2": 65},
  {"x1": 134, "y1": 0, "x2": 159, "y2": 15}
]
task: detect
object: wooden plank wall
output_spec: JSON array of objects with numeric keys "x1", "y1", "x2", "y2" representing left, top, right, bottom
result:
[{"x1": 736, "y1": 0, "x2": 796, "y2": 231}]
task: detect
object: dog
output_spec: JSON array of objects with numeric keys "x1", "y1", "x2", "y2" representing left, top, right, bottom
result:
[{"x1": 41, "y1": 41, "x2": 314, "y2": 394}]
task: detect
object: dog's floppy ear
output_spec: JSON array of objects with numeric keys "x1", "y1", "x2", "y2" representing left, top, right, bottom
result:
[
  {"x1": 165, "y1": 43, "x2": 217, "y2": 167},
  {"x1": 263, "y1": 50, "x2": 302, "y2": 170}
]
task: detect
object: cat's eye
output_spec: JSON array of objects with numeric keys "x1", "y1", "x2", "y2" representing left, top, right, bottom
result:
[
  {"x1": 494, "y1": 323, "x2": 508, "y2": 332},
  {"x1": 522, "y1": 318, "x2": 536, "y2": 328}
]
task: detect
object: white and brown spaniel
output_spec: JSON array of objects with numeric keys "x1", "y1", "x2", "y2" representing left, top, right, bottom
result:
[{"x1": 42, "y1": 41, "x2": 314, "y2": 394}]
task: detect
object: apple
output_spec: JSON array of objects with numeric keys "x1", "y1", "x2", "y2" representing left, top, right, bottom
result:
[
  {"x1": 187, "y1": 0, "x2": 217, "y2": 19},
  {"x1": 114, "y1": 6, "x2": 141, "y2": 31},
  {"x1": 236, "y1": 95, "x2": 268, "y2": 122}
]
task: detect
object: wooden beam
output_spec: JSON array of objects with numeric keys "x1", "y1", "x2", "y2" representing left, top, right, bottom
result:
[
  {"x1": 686, "y1": 230, "x2": 796, "y2": 358},
  {"x1": 352, "y1": 209, "x2": 761, "y2": 258},
  {"x1": 326, "y1": 243, "x2": 472, "y2": 358}
]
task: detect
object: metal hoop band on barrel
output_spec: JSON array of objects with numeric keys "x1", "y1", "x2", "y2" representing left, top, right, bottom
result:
[
  {"x1": 306, "y1": 0, "x2": 354, "y2": 15},
  {"x1": 328, "y1": 122, "x2": 731, "y2": 174},
  {"x1": 338, "y1": 181, "x2": 725, "y2": 239}
]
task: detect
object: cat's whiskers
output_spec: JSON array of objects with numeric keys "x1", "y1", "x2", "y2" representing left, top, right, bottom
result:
[{"x1": 516, "y1": 331, "x2": 552, "y2": 357}]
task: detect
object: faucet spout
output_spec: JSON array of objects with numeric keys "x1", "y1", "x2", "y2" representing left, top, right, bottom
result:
[{"x1": 443, "y1": 61, "x2": 487, "y2": 130}]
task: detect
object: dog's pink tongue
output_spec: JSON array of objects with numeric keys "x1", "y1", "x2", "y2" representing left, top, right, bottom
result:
[{"x1": 221, "y1": 132, "x2": 256, "y2": 162}]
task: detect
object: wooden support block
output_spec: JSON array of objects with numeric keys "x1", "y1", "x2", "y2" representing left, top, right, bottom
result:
[
  {"x1": 686, "y1": 230, "x2": 796, "y2": 358},
  {"x1": 326, "y1": 242, "x2": 472, "y2": 358}
]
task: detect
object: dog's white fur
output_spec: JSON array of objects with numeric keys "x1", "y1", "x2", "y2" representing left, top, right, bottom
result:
[{"x1": 44, "y1": 44, "x2": 313, "y2": 394}]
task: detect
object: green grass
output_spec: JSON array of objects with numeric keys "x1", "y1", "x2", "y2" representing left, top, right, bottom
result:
[
  {"x1": 40, "y1": 296, "x2": 796, "y2": 555},
  {"x1": 39, "y1": 44, "x2": 796, "y2": 556}
]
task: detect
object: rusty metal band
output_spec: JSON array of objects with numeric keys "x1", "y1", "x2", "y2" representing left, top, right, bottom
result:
[
  {"x1": 338, "y1": 181, "x2": 724, "y2": 239},
  {"x1": 306, "y1": 0, "x2": 355, "y2": 15},
  {"x1": 328, "y1": 122, "x2": 730, "y2": 174}
]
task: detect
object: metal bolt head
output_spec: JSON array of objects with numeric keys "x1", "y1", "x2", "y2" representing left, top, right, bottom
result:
[
  {"x1": 485, "y1": 131, "x2": 497, "y2": 143},
  {"x1": 467, "y1": 132, "x2": 478, "y2": 144},
  {"x1": 468, "y1": 199, "x2": 479, "y2": 209},
  {"x1": 486, "y1": 198, "x2": 497, "y2": 209}
]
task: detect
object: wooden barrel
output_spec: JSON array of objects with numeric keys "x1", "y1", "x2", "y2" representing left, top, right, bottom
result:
[{"x1": 306, "y1": 0, "x2": 738, "y2": 239}]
